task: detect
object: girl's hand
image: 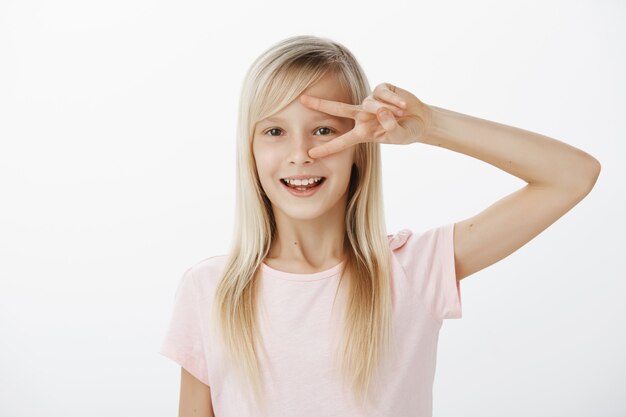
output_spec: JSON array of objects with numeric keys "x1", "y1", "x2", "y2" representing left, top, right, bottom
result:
[{"x1": 300, "y1": 82, "x2": 433, "y2": 159}]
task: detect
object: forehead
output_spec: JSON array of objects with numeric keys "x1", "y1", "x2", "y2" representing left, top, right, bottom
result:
[
  {"x1": 302, "y1": 72, "x2": 352, "y2": 103},
  {"x1": 258, "y1": 73, "x2": 352, "y2": 125}
]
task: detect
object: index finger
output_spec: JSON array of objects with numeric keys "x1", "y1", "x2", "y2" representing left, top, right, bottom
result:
[
  {"x1": 299, "y1": 94, "x2": 360, "y2": 119},
  {"x1": 308, "y1": 129, "x2": 362, "y2": 159}
]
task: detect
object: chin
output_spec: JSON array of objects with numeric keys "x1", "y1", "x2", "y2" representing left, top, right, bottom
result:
[{"x1": 276, "y1": 205, "x2": 327, "y2": 221}]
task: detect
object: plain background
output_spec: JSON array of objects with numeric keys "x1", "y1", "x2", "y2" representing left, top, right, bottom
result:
[{"x1": 1, "y1": 0, "x2": 623, "y2": 416}]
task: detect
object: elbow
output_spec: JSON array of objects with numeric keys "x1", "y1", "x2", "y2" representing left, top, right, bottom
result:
[
  {"x1": 577, "y1": 157, "x2": 601, "y2": 195},
  {"x1": 587, "y1": 157, "x2": 601, "y2": 186}
]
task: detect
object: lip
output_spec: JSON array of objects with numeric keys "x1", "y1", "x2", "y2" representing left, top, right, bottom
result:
[
  {"x1": 280, "y1": 175, "x2": 326, "y2": 180},
  {"x1": 280, "y1": 177, "x2": 326, "y2": 197}
]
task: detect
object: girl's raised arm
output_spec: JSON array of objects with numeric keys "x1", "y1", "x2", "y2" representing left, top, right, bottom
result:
[
  {"x1": 300, "y1": 83, "x2": 601, "y2": 281},
  {"x1": 424, "y1": 103, "x2": 600, "y2": 281}
]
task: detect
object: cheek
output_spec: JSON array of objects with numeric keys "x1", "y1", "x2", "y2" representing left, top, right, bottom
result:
[
  {"x1": 326, "y1": 147, "x2": 355, "y2": 170},
  {"x1": 253, "y1": 144, "x2": 282, "y2": 180},
  {"x1": 333, "y1": 153, "x2": 356, "y2": 187},
  {"x1": 252, "y1": 138, "x2": 268, "y2": 165}
]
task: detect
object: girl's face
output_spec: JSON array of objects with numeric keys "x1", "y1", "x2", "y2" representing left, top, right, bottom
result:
[{"x1": 252, "y1": 74, "x2": 356, "y2": 221}]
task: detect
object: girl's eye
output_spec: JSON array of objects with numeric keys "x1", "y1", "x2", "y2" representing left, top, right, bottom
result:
[
  {"x1": 315, "y1": 127, "x2": 335, "y2": 136},
  {"x1": 263, "y1": 127, "x2": 336, "y2": 137},
  {"x1": 265, "y1": 128, "x2": 282, "y2": 137}
]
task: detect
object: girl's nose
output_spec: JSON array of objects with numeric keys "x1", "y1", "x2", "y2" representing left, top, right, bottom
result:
[{"x1": 288, "y1": 135, "x2": 315, "y2": 163}]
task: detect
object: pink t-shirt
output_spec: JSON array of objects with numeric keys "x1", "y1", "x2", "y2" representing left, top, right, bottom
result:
[{"x1": 159, "y1": 223, "x2": 462, "y2": 416}]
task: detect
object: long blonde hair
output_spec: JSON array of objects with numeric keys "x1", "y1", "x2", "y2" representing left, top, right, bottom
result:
[{"x1": 212, "y1": 35, "x2": 394, "y2": 411}]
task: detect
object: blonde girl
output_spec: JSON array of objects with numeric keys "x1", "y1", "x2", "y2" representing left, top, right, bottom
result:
[{"x1": 160, "y1": 35, "x2": 600, "y2": 417}]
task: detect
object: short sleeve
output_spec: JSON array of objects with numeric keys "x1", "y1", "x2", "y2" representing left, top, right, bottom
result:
[
  {"x1": 391, "y1": 222, "x2": 462, "y2": 321},
  {"x1": 159, "y1": 267, "x2": 210, "y2": 386}
]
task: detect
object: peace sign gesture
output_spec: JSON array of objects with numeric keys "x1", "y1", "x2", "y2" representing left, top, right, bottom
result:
[{"x1": 300, "y1": 82, "x2": 434, "y2": 159}]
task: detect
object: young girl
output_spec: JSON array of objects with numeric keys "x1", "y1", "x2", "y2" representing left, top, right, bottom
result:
[{"x1": 159, "y1": 35, "x2": 600, "y2": 417}]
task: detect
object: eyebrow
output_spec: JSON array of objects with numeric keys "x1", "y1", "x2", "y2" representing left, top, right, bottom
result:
[{"x1": 260, "y1": 115, "x2": 344, "y2": 124}]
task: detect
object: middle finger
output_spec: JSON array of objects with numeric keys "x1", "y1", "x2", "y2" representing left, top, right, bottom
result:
[{"x1": 299, "y1": 95, "x2": 361, "y2": 119}]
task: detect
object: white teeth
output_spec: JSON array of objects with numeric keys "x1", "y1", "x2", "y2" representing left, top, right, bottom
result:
[{"x1": 282, "y1": 177, "x2": 322, "y2": 186}]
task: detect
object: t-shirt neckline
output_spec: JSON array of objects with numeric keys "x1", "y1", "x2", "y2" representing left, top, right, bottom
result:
[{"x1": 261, "y1": 259, "x2": 346, "y2": 282}]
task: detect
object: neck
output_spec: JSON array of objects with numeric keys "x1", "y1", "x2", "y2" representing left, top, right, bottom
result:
[{"x1": 268, "y1": 194, "x2": 348, "y2": 270}]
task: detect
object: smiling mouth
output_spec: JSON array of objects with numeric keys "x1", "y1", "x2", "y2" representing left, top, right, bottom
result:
[{"x1": 280, "y1": 177, "x2": 326, "y2": 191}]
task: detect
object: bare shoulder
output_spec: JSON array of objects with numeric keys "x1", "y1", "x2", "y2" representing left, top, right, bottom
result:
[{"x1": 179, "y1": 367, "x2": 215, "y2": 417}]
